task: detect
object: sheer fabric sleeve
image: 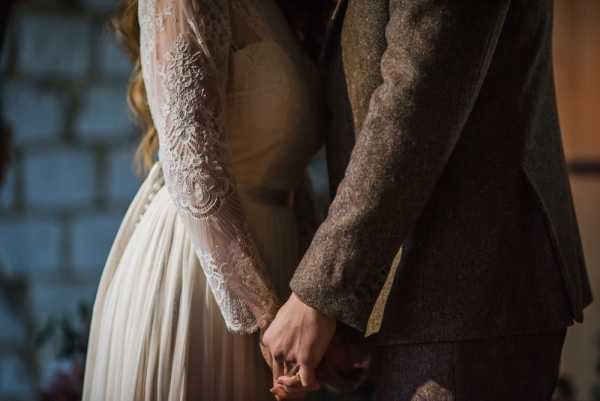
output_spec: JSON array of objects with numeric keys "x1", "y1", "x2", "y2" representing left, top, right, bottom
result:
[{"x1": 138, "y1": 0, "x2": 280, "y2": 333}]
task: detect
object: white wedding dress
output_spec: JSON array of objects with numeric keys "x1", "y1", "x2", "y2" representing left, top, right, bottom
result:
[{"x1": 82, "y1": 0, "x2": 321, "y2": 399}]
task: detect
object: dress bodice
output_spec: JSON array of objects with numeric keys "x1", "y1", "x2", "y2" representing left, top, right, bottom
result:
[
  {"x1": 227, "y1": 40, "x2": 322, "y2": 190},
  {"x1": 225, "y1": 0, "x2": 323, "y2": 190}
]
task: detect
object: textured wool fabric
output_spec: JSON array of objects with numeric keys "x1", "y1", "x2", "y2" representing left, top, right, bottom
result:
[
  {"x1": 372, "y1": 330, "x2": 566, "y2": 400},
  {"x1": 290, "y1": 0, "x2": 592, "y2": 343}
]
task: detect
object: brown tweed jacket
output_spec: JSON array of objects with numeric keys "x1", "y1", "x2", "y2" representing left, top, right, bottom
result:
[{"x1": 290, "y1": 0, "x2": 592, "y2": 343}]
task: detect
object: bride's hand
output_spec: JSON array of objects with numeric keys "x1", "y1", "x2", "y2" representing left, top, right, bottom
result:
[
  {"x1": 259, "y1": 330, "x2": 310, "y2": 400},
  {"x1": 259, "y1": 330, "x2": 273, "y2": 369},
  {"x1": 272, "y1": 370, "x2": 312, "y2": 400},
  {"x1": 257, "y1": 311, "x2": 312, "y2": 400},
  {"x1": 258, "y1": 330, "x2": 309, "y2": 401},
  {"x1": 257, "y1": 301, "x2": 281, "y2": 369}
]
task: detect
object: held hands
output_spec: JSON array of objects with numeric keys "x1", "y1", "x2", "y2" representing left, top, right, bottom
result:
[
  {"x1": 260, "y1": 293, "x2": 372, "y2": 399},
  {"x1": 262, "y1": 294, "x2": 336, "y2": 391}
]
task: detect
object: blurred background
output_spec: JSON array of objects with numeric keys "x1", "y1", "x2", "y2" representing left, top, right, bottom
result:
[{"x1": 0, "y1": 0, "x2": 598, "y2": 400}]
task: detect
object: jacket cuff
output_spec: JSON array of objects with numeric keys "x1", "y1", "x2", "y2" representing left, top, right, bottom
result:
[{"x1": 289, "y1": 271, "x2": 376, "y2": 334}]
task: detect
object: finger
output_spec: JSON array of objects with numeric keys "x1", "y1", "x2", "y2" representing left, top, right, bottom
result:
[
  {"x1": 298, "y1": 365, "x2": 319, "y2": 390},
  {"x1": 284, "y1": 360, "x2": 299, "y2": 378},
  {"x1": 272, "y1": 355, "x2": 284, "y2": 385},
  {"x1": 270, "y1": 384, "x2": 286, "y2": 400},
  {"x1": 283, "y1": 361, "x2": 289, "y2": 377},
  {"x1": 276, "y1": 374, "x2": 302, "y2": 387},
  {"x1": 271, "y1": 384, "x2": 309, "y2": 400},
  {"x1": 259, "y1": 344, "x2": 272, "y2": 369}
]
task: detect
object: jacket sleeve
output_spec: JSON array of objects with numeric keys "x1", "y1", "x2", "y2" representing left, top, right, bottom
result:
[
  {"x1": 139, "y1": 0, "x2": 280, "y2": 333},
  {"x1": 290, "y1": 0, "x2": 511, "y2": 332}
]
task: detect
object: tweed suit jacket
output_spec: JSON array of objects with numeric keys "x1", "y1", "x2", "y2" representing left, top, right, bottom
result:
[{"x1": 289, "y1": 0, "x2": 592, "y2": 343}]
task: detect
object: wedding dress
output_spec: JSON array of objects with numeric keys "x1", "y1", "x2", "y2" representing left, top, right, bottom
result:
[{"x1": 82, "y1": 0, "x2": 321, "y2": 399}]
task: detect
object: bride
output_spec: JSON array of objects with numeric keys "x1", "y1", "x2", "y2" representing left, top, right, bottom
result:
[{"x1": 82, "y1": 0, "x2": 324, "y2": 399}]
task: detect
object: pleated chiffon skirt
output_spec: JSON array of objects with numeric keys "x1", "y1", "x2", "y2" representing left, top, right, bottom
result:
[{"x1": 83, "y1": 163, "x2": 299, "y2": 401}]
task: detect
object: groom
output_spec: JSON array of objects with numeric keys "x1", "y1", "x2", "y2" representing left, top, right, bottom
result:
[{"x1": 263, "y1": 0, "x2": 592, "y2": 399}]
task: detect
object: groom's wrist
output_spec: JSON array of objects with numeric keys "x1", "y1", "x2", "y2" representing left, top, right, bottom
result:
[{"x1": 289, "y1": 278, "x2": 370, "y2": 334}]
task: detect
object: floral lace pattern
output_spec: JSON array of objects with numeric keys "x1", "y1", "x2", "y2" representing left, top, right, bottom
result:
[
  {"x1": 160, "y1": 33, "x2": 232, "y2": 218},
  {"x1": 139, "y1": 0, "x2": 280, "y2": 333},
  {"x1": 197, "y1": 245, "x2": 258, "y2": 332}
]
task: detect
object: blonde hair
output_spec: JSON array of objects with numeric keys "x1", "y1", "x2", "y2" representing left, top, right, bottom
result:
[{"x1": 112, "y1": 0, "x2": 158, "y2": 174}]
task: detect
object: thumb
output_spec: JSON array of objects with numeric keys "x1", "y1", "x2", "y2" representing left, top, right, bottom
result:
[{"x1": 298, "y1": 364, "x2": 320, "y2": 390}]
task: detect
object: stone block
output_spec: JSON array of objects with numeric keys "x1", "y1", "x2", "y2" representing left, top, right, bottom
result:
[
  {"x1": 98, "y1": 29, "x2": 131, "y2": 78},
  {"x1": 2, "y1": 81, "x2": 64, "y2": 144},
  {"x1": 0, "y1": 165, "x2": 16, "y2": 210},
  {"x1": 0, "y1": 355, "x2": 33, "y2": 398},
  {"x1": 24, "y1": 148, "x2": 95, "y2": 208},
  {"x1": 71, "y1": 212, "x2": 123, "y2": 272},
  {"x1": 108, "y1": 145, "x2": 141, "y2": 203},
  {"x1": 0, "y1": 299, "x2": 26, "y2": 345},
  {"x1": 0, "y1": 218, "x2": 62, "y2": 273},
  {"x1": 75, "y1": 85, "x2": 134, "y2": 141},
  {"x1": 30, "y1": 282, "x2": 97, "y2": 332},
  {"x1": 18, "y1": 15, "x2": 91, "y2": 78}
]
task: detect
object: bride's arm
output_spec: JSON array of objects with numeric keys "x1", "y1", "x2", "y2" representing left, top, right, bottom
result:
[{"x1": 139, "y1": 0, "x2": 280, "y2": 333}]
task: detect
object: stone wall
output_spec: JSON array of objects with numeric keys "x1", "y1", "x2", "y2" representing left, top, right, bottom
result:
[{"x1": 0, "y1": 0, "x2": 139, "y2": 398}]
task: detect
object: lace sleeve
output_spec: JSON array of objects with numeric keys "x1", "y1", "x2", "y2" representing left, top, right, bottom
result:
[{"x1": 139, "y1": 0, "x2": 280, "y2": 333}]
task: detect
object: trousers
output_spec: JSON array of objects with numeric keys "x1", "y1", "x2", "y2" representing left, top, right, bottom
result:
[{"x1": 373, "y1": 330, "x2": 566, "y2": 401}]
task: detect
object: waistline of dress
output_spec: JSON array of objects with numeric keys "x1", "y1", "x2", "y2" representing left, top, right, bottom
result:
[
  {"x1": 237, "y1": 185, "x2": 295, "y2": 208},
  {"x1": 151, "y1": 162, "x2": 294, "y2": 209}
]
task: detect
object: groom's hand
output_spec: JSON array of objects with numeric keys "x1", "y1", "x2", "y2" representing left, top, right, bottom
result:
[
  {"x1": 317, "y1": 333, "x2": 371, "y2": 393},
  {"x1": 262, "y1": 293, "x2": 336, "y2": 393}
]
